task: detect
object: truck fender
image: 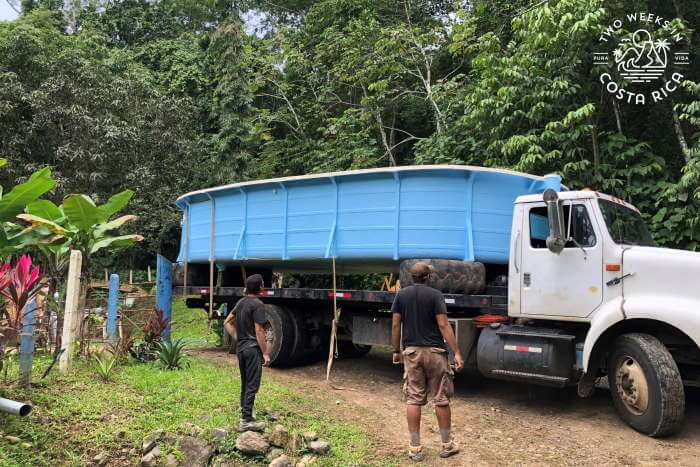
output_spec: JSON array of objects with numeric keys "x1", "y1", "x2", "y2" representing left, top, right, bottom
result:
[
  {"x1": 622, "y1": 295, "x2": 700, "y2": 348},
  {"x1": 583, "y1": 296, "x2": 700, "y2": 373},
  {"x1": 582, "y1": 297, "x2": 625, "y2": 373}
]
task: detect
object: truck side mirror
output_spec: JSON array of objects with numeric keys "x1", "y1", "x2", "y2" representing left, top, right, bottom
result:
[{"x1": 543, "y1": 189, "x2": 566, "y2": 254}]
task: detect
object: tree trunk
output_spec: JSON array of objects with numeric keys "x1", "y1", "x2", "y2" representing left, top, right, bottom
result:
[
  {"x1": 591, "y1": 123, "x2": 601, "y2": 177},
  {"x1": 670, "y1": 99, "x2": 691, "y2": 164},
  {"x1": 613, "y1": 100, "x2": 623, "y2": 134}
]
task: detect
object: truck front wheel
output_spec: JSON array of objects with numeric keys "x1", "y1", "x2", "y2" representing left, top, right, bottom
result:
[{"x1": 607, "y1": 333, "x2": 684, "y2": 437}]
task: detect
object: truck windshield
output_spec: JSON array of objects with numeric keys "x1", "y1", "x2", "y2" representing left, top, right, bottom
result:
[{"x1": 598, "y1": 199, "x2": 655, "y2": 247}]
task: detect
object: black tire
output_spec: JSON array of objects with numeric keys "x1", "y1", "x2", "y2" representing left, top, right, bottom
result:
[
  {"x1": 607, "y1": 333, "x2": 685, "y2": 437},
  {"x1": 264, "y1": 305, "x2": 296, "y2": 367},
  {"x1": 337, "y1": 341, "x2": 372, "y2": 358},
  {"x1": 399, "y1": 259, "x2": 486, "y2": 294},
  {"x1": 286, "y1": 308, "x2": 308, "y2": 365}
]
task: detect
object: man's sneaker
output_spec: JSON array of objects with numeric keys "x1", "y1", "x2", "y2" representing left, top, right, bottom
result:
[
  {"x1": 238, "y1": 419, "x2": 266, "y2": 432},
  {"x1": 439, "y1": 440, "x2": 459, "y2": 458},
  {"x1": 408, "y1": 444, "x2": 425, "y2": 462}
]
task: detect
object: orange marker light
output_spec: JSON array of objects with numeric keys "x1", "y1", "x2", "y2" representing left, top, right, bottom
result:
[{"x1": 606, "y1": 264, "x2": 621, "y2": 272}]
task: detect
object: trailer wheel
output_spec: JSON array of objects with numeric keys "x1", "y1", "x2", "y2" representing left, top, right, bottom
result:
[
  {"x1": 399, "y1": 259, "x2": 485, "y2": 294},
  {"x1": 264, "y1": 305, "x2": 295, "y2": 367},
  {"x1": 607, "y1": 333, "x2": 684, "y2": 437}
]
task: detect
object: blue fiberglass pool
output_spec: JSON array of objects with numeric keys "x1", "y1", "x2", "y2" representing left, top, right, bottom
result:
[{"x1": 175, "y1": 165, "x2": 561, "y2": 270}]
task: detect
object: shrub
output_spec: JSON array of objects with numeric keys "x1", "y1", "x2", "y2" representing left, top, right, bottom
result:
[
  {"x1": 130, "y1": 308, "x2": 170, "y2": 363},
  {"x1": 157, "y1": 338, "x2": 189, "y2": 370},
  {"x1": 143, "y1": 308, "x2": 169, "y2": 343},
  {"x1": 94, "y1": 354, "x2": 117, "y2": 382}
]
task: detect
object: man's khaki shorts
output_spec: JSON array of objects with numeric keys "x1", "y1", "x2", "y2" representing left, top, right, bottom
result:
[{"x1": 402, "y1": 346, "x2": 454, "y2": 406}]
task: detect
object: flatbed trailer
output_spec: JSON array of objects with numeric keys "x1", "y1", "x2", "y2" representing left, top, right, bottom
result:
[{"x1": 177, "y1": 286, "x2": 507, "y2": 315}]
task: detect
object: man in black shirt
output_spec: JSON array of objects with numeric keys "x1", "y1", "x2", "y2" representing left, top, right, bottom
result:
[
  {"x1": 224, "y1": 274, "x2": 271, "y2": 432},
  {"x1": 391, "y1": 262, "x2": 464, "y2": 461}
]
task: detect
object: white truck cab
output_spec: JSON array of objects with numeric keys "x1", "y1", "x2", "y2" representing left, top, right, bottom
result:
[{"x1": 499, "y1": 189, "x2": 700, "y2": 436}]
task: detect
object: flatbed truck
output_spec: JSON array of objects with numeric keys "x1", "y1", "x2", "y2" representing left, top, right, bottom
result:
[{"x1": 174, "y1": 166, "x2": 700, "y2": 437}]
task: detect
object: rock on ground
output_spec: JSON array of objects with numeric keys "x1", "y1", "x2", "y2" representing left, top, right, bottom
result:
[
  {"x1": 269, "y1": 454, "x2": 293, "y2": 467},
  {"x1": 302, "y1": 432, "x2": 317, "y2": 443},
  {"x1": 308, "y1": 440, "x2": 330, "y2": 455},
  {"x1": 267, "y1": 448, "x2": 285, "y2": 462},
  {"x1": 296, "y1": 454, "x2": 317, "y2": 467},
  {"x1": 211, "y1": 427, "x2": 229, "y2": 442},
  {"x1": 164, "y1": 453, "x2": 178, "y2": 467},
  {"x1": 287, "y1": 433, "x2": 303, "y2": 452},
  {"x1": 140, "y1": 445, "x2": 161, "y2": 467},
  {"x1": 142, "y1": 430, "x2": 164, "y2": 454},
  {"x1": 92, "y1": 452, "x2": 108, "y2": 466},
  {"x1": 236, "y1": 430, "x2": 270, "y2": 456},
  {"x1": 178, "y1": 435, "x2": 215, "y2": 467},
  {"x1": 269, "y1": 424, "x2": 290, "y2": 448}
]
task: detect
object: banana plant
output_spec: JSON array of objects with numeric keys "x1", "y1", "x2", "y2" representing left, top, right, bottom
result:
[
  {"x1": 0, "y1": 161, "x2": 56, "y2": 260},
  {"x1": 17, "y1": 190, "x2": 143, "y2": 275}
]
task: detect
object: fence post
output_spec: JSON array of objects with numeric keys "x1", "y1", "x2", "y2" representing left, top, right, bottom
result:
[
  {"x1": 156, "y1": 254, "x2": 173, "y2": 340},
  {"x1": 106, "y1": 274, "x2": 119, "y2": 343},
  {"x1": 19, "y1": 299, "x2": 37, "y2": 387},
  {"x1": 59, "y1": 250, "x2": 82, "y2": 373}
]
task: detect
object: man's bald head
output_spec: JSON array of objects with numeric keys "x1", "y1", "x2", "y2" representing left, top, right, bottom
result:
[{"x1": 409, "y1": 262, "x2": 432, "y2": 284}]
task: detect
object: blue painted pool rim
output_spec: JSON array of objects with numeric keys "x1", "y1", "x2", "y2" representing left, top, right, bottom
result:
[{"x1": 175, "y1": 165, "x2": 562, "y2": 208}]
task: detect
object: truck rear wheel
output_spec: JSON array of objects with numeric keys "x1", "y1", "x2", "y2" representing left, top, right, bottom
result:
[
  {"x1": 399, "y1": 259, "x2": 485, "y2": 294},
  {"x1": 607, "y1": 333, "x2": 684, "y2": 437},
  {"x1": 286, "y1": 308, "x2": 308, "y2": 364}
]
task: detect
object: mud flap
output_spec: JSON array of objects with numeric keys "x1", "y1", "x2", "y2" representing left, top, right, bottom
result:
[{"x1": 577, "y1": 371, "x2": 596, "y2": 398}]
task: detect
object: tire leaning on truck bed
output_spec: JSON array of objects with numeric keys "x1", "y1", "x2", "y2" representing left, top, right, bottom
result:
[
  {"x1": 607, "y1": 333, "x2": 685, "y2": 437},
  {"x1": 399, "y1": 259, "x2": 486, "y2": 294},
  {"x1": 264, "y1": 304, "x2": 296, "y2": 367}
]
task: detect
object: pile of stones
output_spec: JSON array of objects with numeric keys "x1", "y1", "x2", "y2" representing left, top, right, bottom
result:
[
  {"x1": 231, "y1": 424, "x2": 330, "y2": 467},
  {"x1": 137, "y1": 418, "x2": 331, "y2": 467}
]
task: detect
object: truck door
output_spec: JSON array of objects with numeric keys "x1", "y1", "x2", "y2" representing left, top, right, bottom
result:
[{"x1": 520, "y1": 201, "x2": 603, "y2": 318}]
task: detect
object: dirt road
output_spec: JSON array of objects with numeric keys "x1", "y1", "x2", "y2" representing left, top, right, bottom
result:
[{"x1": 196, "y1": 347, "x2": 700, "y2": 466}]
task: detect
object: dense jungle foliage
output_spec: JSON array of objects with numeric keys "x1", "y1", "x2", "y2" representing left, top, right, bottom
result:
[{"x1": 0, "y1": 0, "x2": 699, "y2": 269}]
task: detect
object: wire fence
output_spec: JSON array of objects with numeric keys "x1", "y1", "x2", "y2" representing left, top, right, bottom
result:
[{"x1": 32, "y1": 282, "x2": 158, "y2": 357}]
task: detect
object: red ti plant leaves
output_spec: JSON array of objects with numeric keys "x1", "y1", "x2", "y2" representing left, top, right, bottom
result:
[{"x1": 0, "y1": 255, "x2": 43, "y2": 333}]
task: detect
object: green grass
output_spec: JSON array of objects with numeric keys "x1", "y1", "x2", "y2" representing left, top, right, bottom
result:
[
  {"x1": 0, "y1": 356, "x2": 375, "y2": 466},
  {"x1": 0, "y1": 300, "x2": 381, "y2": 466},
  {"x1": 170, "y1": 297, "x2": 219, "y2": 347}
]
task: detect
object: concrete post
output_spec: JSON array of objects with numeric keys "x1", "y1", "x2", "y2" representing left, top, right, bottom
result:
[
  {"x1": 19, "y1": 299, "x2": 37, "y2": 387},
  {"x1": 59, "y1": 250, "x2": 82, "y2": 373},
  {"x1": 156, "y1": 254, "x2": 173, "y2": 340},
  {"x1": 106, "y1": 274, "x2": 119, "y2": 343}
]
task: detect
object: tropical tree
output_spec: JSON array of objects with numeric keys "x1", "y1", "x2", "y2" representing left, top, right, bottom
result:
[
  {"x1": 18, "y1": 190, "x2": 143, "y2": 275},
  {"x1": 0, "y1": 161, "x2": 56, "y2": 259}
]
